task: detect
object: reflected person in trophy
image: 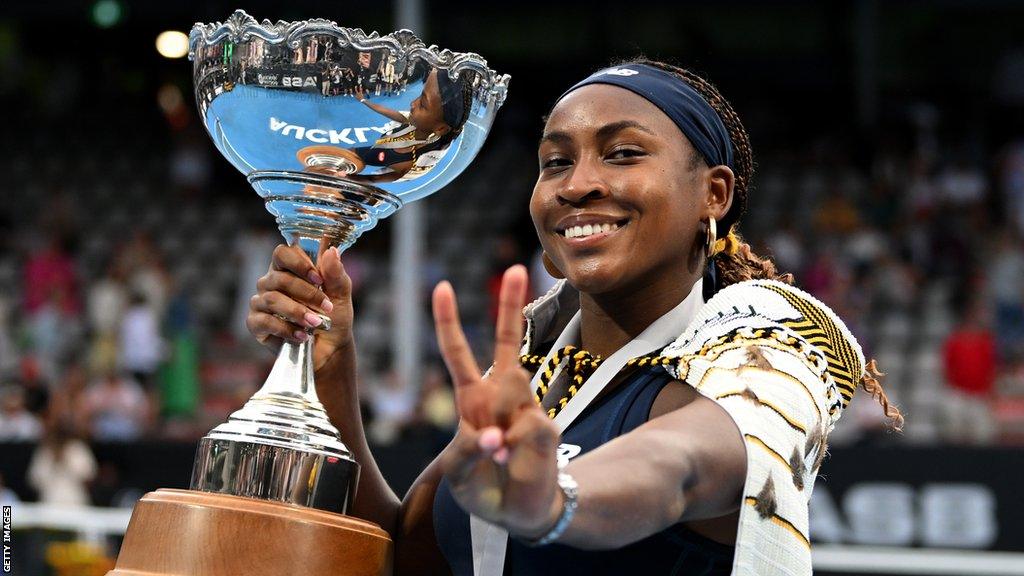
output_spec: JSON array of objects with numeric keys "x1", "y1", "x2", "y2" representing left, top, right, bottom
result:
[{"x1": 350, "y1": 68, "x2": 469, "y2": 182}]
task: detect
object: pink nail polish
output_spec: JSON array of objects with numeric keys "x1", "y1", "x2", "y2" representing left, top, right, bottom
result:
[
  {"x1": 304, "y1": 312, "x2": 323, "y2": 327},
  {"x1": 479, "y1": 427, "x2": 503, "y2": 451},
  {"x1": 493, "y1": 447, "x2": 509, "y2": 465},
  {"x1": 321, "y1": 297, "x2": 334, "y2": 313},
  {"x1": 293, "y1": 330, "x2": 309, "y2": 342},
  {"x1": 308, "y1": 270, "x2": 323, "y2": 286}
]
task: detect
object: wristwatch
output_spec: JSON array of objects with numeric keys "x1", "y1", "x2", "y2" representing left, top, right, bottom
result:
[{"x1": 520, "y1": 471, "x2": 578, "y2": 547}]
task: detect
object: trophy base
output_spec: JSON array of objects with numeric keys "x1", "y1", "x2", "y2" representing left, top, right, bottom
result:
[{"x1": 108, "y1": 489, "x2": 392, "y2": 576}]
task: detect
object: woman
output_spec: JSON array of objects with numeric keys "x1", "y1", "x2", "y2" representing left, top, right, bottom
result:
[{"x1": 247, "y1": 59, "x2": 900, "y2": 575}]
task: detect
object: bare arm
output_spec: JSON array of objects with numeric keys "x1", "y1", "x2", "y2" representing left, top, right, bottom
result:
[
  {"x1": 356, "y1": 86, "x2": 409, "y2": 125},
  {"x1": 550, "y1": 390, "x2": 746, "y2": 549}
]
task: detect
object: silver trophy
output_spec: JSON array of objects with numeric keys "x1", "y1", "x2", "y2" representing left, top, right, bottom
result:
[{"x1": 187, "y1": 10, "x2": 508, "y2": 514}]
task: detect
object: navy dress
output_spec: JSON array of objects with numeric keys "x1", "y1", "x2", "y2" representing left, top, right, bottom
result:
[{"x1": 432, "y1": 364, "x2": 735, "y2": 575}]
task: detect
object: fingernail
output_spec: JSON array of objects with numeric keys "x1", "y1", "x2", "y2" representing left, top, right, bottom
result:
[
  {"x1": 308, "y1": 270, "x2": 323, "y2": 286},
  {"x1": 479, "y1": 427, "x2": 503, "y2": 451},
  {"x1": 332, "y1": 246, "x2": 342, "y2": 263},
  {"x1": 321, "y1": 297, "x2": 334, "y2": 313},
  {"x1": 293, "y1": 330, "x2": 309, "y2": 342},
  {"x1": 493, "y1": 447, "x2": 509, "y2": 465},
  {"x1": 304, "y1": 312, "x2": 323, "y2": 327}
]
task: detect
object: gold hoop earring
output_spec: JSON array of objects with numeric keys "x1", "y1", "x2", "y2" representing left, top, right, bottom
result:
[
  {"x1": 704, "y1": 217, "x2": 718, "y2": 258},
  {"x1": 542, "y1": 251, "x2": 565, "y2": 279}
]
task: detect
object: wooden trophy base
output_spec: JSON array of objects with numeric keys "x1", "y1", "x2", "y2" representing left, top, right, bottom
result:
[{"x1": 108, "y1": 489, "x2": 392, "y2": 576}]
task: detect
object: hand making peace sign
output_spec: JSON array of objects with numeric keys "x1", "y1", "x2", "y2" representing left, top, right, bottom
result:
[{"x1": 431, "y1": 265, "x2": 563, "y2": 538}]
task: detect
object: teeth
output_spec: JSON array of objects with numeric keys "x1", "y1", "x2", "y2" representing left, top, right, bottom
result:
[{"x1": 563, "y1": 222, "x2": 619, "y2": 239}]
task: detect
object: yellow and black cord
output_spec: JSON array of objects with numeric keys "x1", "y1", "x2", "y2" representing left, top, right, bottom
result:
[{"x1": 519, "y1": 348, "x2": 683, "y2": 419}]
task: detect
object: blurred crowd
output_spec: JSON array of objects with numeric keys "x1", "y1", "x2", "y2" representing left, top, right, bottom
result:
[{"x1": 2, "y1": 99, "x2": 1024, "y2": 508}]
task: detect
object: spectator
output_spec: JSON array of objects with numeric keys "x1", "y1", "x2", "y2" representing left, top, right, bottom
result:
[
  {"x1": 988, "y1": 229, "x2": 1024, "y2": 356},
  {"x1": 48, "y1": 361, "x2": 90, "y2": 434},
  {"x1": 22, "y1": 233, "x2": 80, "y2": 317},
  {"x1": 18, "y1": 357, "x2": 50, "y2": 419},
  {"x1": 87, "y1": 259, "x2": 127, "y2": 375},
  {"x1": 938, "y1": 156, "x2": 988, "y2": 210},
  {"x1": 765, "y1": 219, "x2": 805, "y2": 275},
  {"x1": 27, "y1": 424, "x2": 97, "y2": 507},
  {"x1": 80, "y1": 370, "x2": 149, "y2": 441},
  {"x1": 941, "y1": 299, "x2": 998, "y2": 444},
  {"x1": 23, "y1": 233, "x2": 83, "y2": 381},
  {"x1": 119, "y1": 290, "x2": 166, "y2": 393},
  {"x1": 119, "y1": 231, "x2": 170, "y2": 317},
  {"x1": 0, "y1": 386, "x2": 42, "y2": 440},
  {"x1": 367, "y1": 370, "x2": 416, "y2": 445}
]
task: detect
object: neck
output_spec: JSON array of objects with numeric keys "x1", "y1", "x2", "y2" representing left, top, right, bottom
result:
[{"x1": 577, "y1": 268, "x2": 701, "y2": 359}]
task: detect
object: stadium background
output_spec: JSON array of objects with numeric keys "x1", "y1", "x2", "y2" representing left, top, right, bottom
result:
[{"x1": 1, "y1": 0, "x2": 1023, "y2": 574}]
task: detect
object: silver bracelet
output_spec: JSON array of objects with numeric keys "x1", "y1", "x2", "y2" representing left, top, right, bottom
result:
[{"x1": 520, "y1": 471, "x2": 578, "y2": 547}]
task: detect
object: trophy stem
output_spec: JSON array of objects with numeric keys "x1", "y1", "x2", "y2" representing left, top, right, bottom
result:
[
  {"x1": 248, "y1": 170, "x2": 403, "y2": 256},
  {"x1": 190, "y1": 327, "x2": 360, "y2": 513},
  {"x1": 259, "y1": 334, "x2": 318, "y2": 402}
]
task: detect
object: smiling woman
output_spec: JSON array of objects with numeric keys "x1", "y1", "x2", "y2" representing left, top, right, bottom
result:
[{"x1": 246, "y1": 59, "x2": 901, "y2": 576}]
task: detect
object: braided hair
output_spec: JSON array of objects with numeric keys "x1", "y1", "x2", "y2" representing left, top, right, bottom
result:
[{"x1": 626, "y1": 58, "x2": 903, "y2": 430}]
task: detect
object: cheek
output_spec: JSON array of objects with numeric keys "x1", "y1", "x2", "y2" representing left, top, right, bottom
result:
[{"x1": 528, "y1": 187, "x2": 548, "y2": 240}]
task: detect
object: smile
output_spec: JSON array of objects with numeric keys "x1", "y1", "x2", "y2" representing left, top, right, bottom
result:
[{"x1": 563, "y1": 222, "x2": 619, "y2": 239}]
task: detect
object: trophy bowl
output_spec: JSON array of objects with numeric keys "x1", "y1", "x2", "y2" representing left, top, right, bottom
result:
[
  {"x1": 186, "y1": 10, "x2": 509, "y2": 515},
  {"x1": 190, "y1": 9, "x2": 509, "y2": 254}
]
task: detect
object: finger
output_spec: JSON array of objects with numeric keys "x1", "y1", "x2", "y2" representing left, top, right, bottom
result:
[
  {"x1": 270, "y1": 244, "x2": 323, "y2": 287},
  {"x1": 504, "y1": 408, "x2": 559, "y2": 457},
  {"x1": 492, "y1": 366, "x2": 537, "y2": 428},
  {"x1": 492, "y1": 265, "x2": 529, "y2": 372},
  {"x1": 317, "y1": 246, "x2": 351, "y2": 304},
  {"x1": 432, "y1": 281, "x2": 482, "y2": 388},
  {"x1": 502, "y1": 409, "x2": 560, "y2": 524},
  {"x1": 251, "y1": 291, "x2": 325, "y2": 330},
  {"x1": 246, "y1": 310, "x2": 309, "y2": 345},
  {"x1": 441, "y1": 423, "x2": 491, "y2": 485},
  {"x1": 504, "y1": 409, "x2": 559, "y2": 483},
  {"x1": 257, "y1": 271, "x2": 333, "y2": 314}
]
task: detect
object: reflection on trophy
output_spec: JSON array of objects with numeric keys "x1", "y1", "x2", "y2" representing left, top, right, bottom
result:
[{"x1": 108, "y1": 10, "x2": 507, "y2": 576}]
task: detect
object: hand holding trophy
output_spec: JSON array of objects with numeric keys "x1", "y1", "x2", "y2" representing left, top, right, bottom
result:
[{"x1": 108, "y1": 10, "x2": 507, "y2": 576}]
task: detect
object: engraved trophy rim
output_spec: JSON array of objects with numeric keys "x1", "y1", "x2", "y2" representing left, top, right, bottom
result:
[{"x1": 188, "y1": 9, "x2": 510, "y2": 105}]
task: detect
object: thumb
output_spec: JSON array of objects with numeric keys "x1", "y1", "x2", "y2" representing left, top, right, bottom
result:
[{"x1": 318, "y1": 246, "x2": 352, "y2": 302}]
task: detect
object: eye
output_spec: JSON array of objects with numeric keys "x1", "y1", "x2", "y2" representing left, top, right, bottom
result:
[
  {"x1": 541, "y1": 156, "x2": 572, "y2": 170},
  {"x1": 607, "y1": 147, "x2": 646, "y2": 161}
]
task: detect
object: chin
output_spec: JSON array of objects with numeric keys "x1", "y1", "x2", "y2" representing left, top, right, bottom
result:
[{"x1": 563, "y1": 264, "x2": 627, "y2": 296}]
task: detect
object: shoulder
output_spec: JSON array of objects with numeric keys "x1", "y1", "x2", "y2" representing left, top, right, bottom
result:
[{"x1": 662, "y1": 279, "x2": 865, "y2": 431}]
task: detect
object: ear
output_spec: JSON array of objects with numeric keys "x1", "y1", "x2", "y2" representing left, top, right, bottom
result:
[{"x1": 703, "y1": 165, "x2": 735, "y2": 221}]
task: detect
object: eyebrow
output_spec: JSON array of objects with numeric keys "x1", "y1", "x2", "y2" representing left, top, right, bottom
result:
[{"x1": 539, "y1": 120, "x2": 656, "y2": 146}]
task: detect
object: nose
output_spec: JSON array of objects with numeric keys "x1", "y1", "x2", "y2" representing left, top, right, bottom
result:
[{"x1": 557, "y1": 156, "x2": 609, "y2": 206}]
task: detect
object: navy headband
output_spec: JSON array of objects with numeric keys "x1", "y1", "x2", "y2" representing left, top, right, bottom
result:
[{"x1": 558, "y1": 64, "x2": 734, "y2": 169}]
